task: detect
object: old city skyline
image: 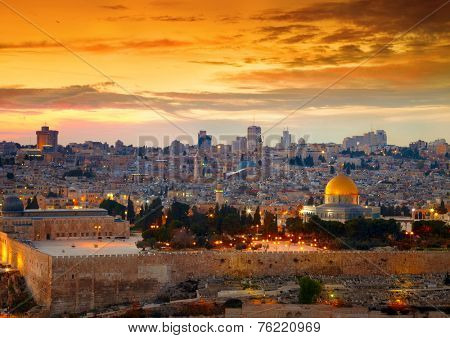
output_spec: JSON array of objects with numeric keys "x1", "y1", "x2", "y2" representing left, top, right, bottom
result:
[{"x1": 0, "y1": 1, "x2": 449, "y2": 323}]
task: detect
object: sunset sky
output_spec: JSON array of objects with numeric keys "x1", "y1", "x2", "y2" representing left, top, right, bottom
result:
[{"x1": 0, "y1": 0, "x2": 449, "y2": 146}]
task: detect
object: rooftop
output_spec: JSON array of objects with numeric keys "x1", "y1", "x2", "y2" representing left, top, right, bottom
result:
[
  {"x1": 32, "y1": 236, "x2": 141, "y2": 256},
  {"x1": 2, "y1": 208, "x2": 110, "y2": 218}
]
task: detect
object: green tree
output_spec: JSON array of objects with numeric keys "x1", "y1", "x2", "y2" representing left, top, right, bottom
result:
[
  {"x1": 304, "y1": 155, "x2": 314, "y2": 167},
  {"x1": 99, "y1": 199, "x2": 126, "y2": 218},
  {"x1": 142, "y1": 229, "x2": 153, "y2": 241},
  {"x1": 171, "y1": 228, "x2": 195, "y2": 249},
  {"x1": 253, "y1": 206, "x2": 261, "y2": 227},
  {"x1": 286, "y1": 216, "x2": 303, "y2": 235},
  {"x1": 297, "y1": 276, "x2": 322, "y2": 304},
  {"x1": 189, "y1": 206, "x2": 209, "y2": 236},
  {"x1": 223, "y1": 213, "x2": 241, "y2": 235},
  {"x1": 135, "y1": 197, "x2": 163, "y2": 229},
  {"x1": 157, "y1": 220, "x2": 181, "y2": 242},
  {"x1": 240, "y1": 209, "x2": 253, "y2": 233},
  {"x1": 126, "y1": 196, "x2": 136, "y2": 224},
  {"x1": 413, "y1": 220, "x2": 448, "y2": 238},
  {"x1": 437, "y1": 200, "x2": 447, "y2": 214},
  {"x1": 166, "y1": 201, "x2": 190, "y2": 226},
  {"x1": 26, "y1": 195, "x2": 39, "y2": 210},
  {"x1": 263, "y1": 211, "x2": 277, "y2": 235}
]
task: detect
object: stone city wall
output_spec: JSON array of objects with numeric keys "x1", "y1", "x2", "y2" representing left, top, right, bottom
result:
[
  {"x1": 0, "y1": 232, "x2": 52, "y2": 308},
  {"x1": 1, "y1": 232, "x2": 449, "y2": 314},
  {"x1": 50, "y1": 250, "x2": 450, "y2": 314}
]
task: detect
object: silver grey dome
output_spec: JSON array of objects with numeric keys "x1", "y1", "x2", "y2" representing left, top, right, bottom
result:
[{"x1": 2, "y1": 195, "x2": 24, "y2": 213}]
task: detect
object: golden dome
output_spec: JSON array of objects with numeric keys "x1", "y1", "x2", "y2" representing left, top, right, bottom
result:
[{"x1": 325, "y1": 174, "x2": 358, "y2": 196}]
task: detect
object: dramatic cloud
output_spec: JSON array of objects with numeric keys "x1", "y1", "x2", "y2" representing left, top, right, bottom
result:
[
  {"x1": 256, "y1": 24, "x2": 318, "y2": 42},
  {"x1": 150, "y1": 15, "x2": 204, "y2": 22},
  {"x1": 221, "y1": 60, "x2": 450, "y2": 89},
  {"x1": 281, "y1": 34, "x2": 316, "y2": 44},
  {"x1": 189, "y1": 60, "x2": 242, "y2": 67},
  {"x1": 0, "y1": 38, "x2": 193, "y2": 53},
  {"x1": 0, "y1": 40, "x2": 59, "y2": 49},
  {"x1": 100, "y1": 5, "x2": 128, "y2": 10},
  {"x1": 321, "y1": 28, "x2": 372, "y2": 43},
  {"x1": 252, "y1": 0, "x2": 450, "y2": 34},
  {"x1": 105, "y1": 14, "x2": 204, "y2": 22},
  {"x1": 80, "y1": 39, "x2": 192, "y2": 52},
  {"x1": 2, "y1": 85, "x2": 449, "y2": 114},
  {"x1": 0, "y1": 85, "x2": 180, "y2": 116},
  {"x1": 1, "y1": 0, "x2": 449, "y2": 144}
]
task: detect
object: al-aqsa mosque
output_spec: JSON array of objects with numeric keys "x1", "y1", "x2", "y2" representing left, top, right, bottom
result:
[{"x1": 302, "y1": 173, "x2": 378, "y2": 222}]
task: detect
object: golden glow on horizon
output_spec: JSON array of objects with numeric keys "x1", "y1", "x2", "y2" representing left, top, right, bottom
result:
[{"x1": 0, "y1": 0, "x2": 449, "y2": 144}]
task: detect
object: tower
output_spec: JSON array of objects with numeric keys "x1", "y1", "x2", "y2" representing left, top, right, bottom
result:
[
  {"x1": 247, "y1": 125, "x2": 262, "y2": 154},
  {"x1": 282, "y1": 128, "x2": 292, "y2": 150},
  {"x1": 198, "y1": 130, "x2": 212, "y2": 151},
  {"x1": 36, "y1": 125, "x2": 58, "y2": 152},
  {"x1": 215, "y1": 182, "x2": 224, "y2": 206},
  {"x1": 193, "y1": 152, "x2": 200, "y2": 182}
]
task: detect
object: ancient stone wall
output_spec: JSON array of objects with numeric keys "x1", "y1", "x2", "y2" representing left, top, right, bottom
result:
[
  {"x1": 1, "y1": 232, "x2": 449, "y2": 315},
  {"x1": 49, "y1": 250, "x2": 449, "y2": 314},
  {"x1": 0, "y1": 232, "x2": 52, "y2": 308}
]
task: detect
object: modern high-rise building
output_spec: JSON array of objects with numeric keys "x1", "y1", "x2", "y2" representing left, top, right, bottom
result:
[
  {"x1": 281, "y1": 129, "x2": 292, "y2": 150},
  {"x1": 0, "y1": 141, "x2": 17, "y2": 155},
  {"x1": 342, "y1": 130, "x2": 387, "y2": 152},
  {"x1": 231, "y1": 136, "x2": 247, "y2": 153},
  {"x1": 36, "y1": 125, "x2": 59, "y2": 151},
  {"x1": 247, "y1": 125, "x2": 262, "y2": 153},
  {"x1": 198, "y1": 130, "x2": 212, "y2": 150}
]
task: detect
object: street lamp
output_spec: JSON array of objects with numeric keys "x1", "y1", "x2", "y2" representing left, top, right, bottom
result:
[
  {"x1": 94, "y1": 225, "x2": 102, "y2": 238},
  {"x1": 405, "y1": 231, "x2": 414, "y2": 246}
]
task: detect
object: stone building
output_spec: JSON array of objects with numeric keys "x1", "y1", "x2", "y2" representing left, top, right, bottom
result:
[
  {"x1": 302, "y1": 174, "x2": 377, "y2": 222},
  {"x1": 0, "y1": 195, "x2": 130, "y2": 241}
]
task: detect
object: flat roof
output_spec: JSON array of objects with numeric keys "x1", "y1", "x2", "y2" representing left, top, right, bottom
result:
[
  {"x1": 2, "y1": 208, "x2": 111, "y2": 219},
  {"x1": 31, "y1": 238, "x2": 318, "y2": 257},
  {"x1": 32, "y1": 236, "x2": 141, "y2": 256},
  {"x1": 24, "y1": 208, "x2": 107, "y2": 213}
]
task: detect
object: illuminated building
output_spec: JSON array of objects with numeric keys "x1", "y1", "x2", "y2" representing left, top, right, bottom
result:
[
  {"x1": 342, "y1": 130, "x2": 387, "y2": 153},
  {"x1": 0, "y1": 195, "x2": 129, "y2": 241},
  {"x1": 215, "y1": 182, "x2": 224, "y2": 206},
  {"x1": 302, "y1": 174, "x2": 377, "y2": 222},
  {"x1": 36, "y1": 125, "x2": 59, "y2": 151}
]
